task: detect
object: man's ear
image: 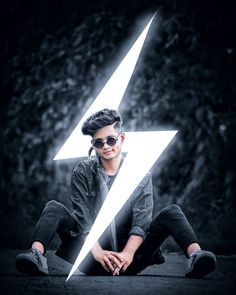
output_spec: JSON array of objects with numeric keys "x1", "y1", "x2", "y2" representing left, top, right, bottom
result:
[{"x1": 120, "y1": 132, "x2": 125, "y2": 143}]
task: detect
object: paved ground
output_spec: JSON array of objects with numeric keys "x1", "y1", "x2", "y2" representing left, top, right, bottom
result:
[{"x1": 0, "y1": 250, "x2": 236, "y2": 295}]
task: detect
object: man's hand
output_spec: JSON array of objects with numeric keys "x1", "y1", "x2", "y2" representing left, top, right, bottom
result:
[
  {"x1": 89, "y1": 235, "x2": 143, "y2": 275},
  {"x1": 92, "y1": 248, "x2": 123, "y2": 273},
  {"x1": 112, "y1": 250, "x2": 134, "y2": 275},
  {"x1": 112, "y1": 235, "x2": 143, "y2": 275},
  {"x1": 85, "y1": 235, "x2": 123, "y2": 273}
]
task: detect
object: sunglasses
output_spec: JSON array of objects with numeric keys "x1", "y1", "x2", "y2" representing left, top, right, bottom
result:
[{"x1": 92, "y1": 134, "x2": 120, "y2": 149}]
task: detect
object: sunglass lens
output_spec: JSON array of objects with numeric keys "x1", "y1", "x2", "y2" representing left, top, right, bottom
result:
[
  {"x1": 107, "y1": 137, "x2": 117, "y2": 146},
  {"x1": 93, "y1": 140, "x2": 104, "y2": 149}
]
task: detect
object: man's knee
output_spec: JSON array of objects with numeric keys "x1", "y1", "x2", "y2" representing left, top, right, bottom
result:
[
  {"x1": 162, "y1": 204, "x2": 183, "y2": 216},
  {"x1": 153, "y1": 204, "x2": 183, "y2": 222},
  {"x1": 45, "y1": 200, "x2": 65, "y2": 213},
  {"x1": 150, "y1": 204, "x2": 184, "y2": 231}
]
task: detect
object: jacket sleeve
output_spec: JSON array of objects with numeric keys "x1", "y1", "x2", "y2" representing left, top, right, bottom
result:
[
  {"x1": 129, "y1": 172, "x2": 154, "y2": 239},
  {"x1": 70, "y1": 164, "x2": 94, "y2": 237}
]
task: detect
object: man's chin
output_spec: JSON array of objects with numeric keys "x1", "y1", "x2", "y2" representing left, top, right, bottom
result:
[
  {"x1": 101, "y1": 150, "x2": 121, "y2": 161},
  {"x1": 101, "y1": 152, "x2": 117, "y2": 161},
  {"x1": 102, "y1": 155, "x2": 114, "y2": 161}
]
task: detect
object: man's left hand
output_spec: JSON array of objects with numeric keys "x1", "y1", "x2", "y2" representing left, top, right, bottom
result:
[{"x1": 112, "y1": 250, "x2": 134, "y2": 275}]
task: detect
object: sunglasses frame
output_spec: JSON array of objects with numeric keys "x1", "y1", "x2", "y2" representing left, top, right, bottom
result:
[{"x1": 91, "y1": 133, "x2": 121, "y2": 149}]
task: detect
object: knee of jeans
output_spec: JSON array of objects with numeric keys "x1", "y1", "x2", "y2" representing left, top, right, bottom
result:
[
  {"x1": 45, "y1": 200, "x2": 64, "y2": 212},
  {"x1": 161, "y1": 204, "x2": 183, "y2": 217},
  {"x1": 152, "y1": 204, "x2": 183, "y2": 226}
]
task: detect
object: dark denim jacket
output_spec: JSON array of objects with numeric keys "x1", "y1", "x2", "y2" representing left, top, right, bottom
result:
[{"x1": 70, "y1": 155, "x2": 154, "y2": 247}]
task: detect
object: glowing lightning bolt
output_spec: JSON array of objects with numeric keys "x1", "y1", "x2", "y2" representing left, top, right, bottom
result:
[{"x1": 53, "y1": 14, "x2": 178, "y2": 281}]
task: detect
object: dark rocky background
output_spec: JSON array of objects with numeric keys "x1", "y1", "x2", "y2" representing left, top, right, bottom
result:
[{"x1": 0, "y1": 0, "x2": 235, "y2": 253}]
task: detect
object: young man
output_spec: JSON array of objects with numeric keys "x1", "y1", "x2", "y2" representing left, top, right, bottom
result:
[{"x1": 16, "y1": 108, "x2": 216, "y2": 277}]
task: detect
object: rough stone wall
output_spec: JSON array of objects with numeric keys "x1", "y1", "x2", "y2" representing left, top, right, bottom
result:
[{"x1": 0, "y1": 0, "x2": 235, "y2": 253}]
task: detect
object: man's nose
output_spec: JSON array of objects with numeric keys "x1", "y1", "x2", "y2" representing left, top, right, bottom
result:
[{"x1": 103, "y1": 142, "x2": 110, "y2": 149}]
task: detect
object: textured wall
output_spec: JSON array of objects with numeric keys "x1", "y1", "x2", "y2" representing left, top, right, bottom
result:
[{"x1": 0, "y1": 0, "x2": 235, "y2": 253}]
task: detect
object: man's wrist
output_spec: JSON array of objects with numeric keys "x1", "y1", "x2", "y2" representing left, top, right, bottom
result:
[
  {"x1": 122, "y1": 247, "x2": 135, "y2": 257},
  {"x1": 122, "y1": 235, "x2": 143, "y2": 256},
  {"x1": 91, "y1": 242, "x2": 103, "y2": 258}
]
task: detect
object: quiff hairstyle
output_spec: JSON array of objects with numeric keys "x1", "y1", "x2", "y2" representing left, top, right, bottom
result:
[{"x1": 81, "y1": 108, "x2": 123, "y2": 137}]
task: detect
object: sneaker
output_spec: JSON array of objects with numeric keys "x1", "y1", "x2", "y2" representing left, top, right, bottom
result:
[
  {"x1": 185, "y1": 250, "x2": 216, "y2": 278},
  {"x1": 15, "y1": 248, "x2": 49, "y2": 275},
  {"x1": 151, "y1": 248, "x2": 165, "y2": 265}
]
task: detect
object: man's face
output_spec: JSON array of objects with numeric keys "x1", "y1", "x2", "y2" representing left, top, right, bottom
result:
[{"x1": 92, "y1": 125, "x2": 125, "y2": 161}]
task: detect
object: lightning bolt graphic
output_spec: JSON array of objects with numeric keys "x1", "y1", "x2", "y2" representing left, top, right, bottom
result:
[{"x1": 53, "y1": 14, "x2": 178, "y2": 281}]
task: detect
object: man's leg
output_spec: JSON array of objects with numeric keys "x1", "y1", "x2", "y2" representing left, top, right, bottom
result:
[
  {"x1": 16, "y1": 200, "x2": 76, "y2": 275},
  {"x1": 145, "y1": 204, "x2": 200, "y2": 257},
  {"x1": 137, "y1": 204, "x2": 216, "y2": 278}
]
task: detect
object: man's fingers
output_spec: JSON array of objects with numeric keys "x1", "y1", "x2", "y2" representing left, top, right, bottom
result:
[
  {"x1": 121, "y1": 262, "x2": 128, "y2": 272},
  {"x1": 113, "y1": 260, "x2": 127, "y2": 275},
  {"x1": 104, "y1": 256, "x2": 115, "y2": 272},
  {"x1": 109, "y1": 251, "x2": 124, "y2": 262},
  {"x1": 108, "y1": 255, "x2": 122, "y2": 268},
  {"x1": 113, "y1": 268, "x2": 120, "y2": 276}
]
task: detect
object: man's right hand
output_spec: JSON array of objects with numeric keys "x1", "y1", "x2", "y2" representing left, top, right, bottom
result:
[{"x1": 91, "y1": 248, "x2": 124, "y2": 273}]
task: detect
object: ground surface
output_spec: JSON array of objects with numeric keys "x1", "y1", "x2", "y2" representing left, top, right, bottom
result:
[{"x1": 0, "y1": 250, "x2": 235, "y2": 295}]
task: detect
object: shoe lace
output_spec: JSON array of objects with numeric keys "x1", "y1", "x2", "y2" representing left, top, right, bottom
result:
[{"x1": 32, "y1": 249, "x2": 40, "y2": 262}]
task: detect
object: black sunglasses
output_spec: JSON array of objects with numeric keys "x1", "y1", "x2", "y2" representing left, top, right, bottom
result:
[{"x1": 92, "y1": 134, "x2": 120, "y2": 149}]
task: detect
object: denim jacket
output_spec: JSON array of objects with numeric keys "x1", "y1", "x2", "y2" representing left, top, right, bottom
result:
[{"x1": 70, "y1": 155, "x2": 154, "y2": 247}]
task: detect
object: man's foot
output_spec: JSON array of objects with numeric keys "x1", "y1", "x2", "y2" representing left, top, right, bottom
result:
[
  {"x1": 151, "y1": 248, "x2": 165, "y2": 265},
  {"x1": 185, "y1": 250, "x2": 216, "y2": 278},
  {"x1": 16, "y1": 248, "x2": 49, "y2": 275}
]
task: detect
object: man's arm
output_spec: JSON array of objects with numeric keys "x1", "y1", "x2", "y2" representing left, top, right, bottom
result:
[
  {"x1": 70, "y1": 165, "x2": 94, "y2": 237},
  {"x1": 71, "y1": 166, "x2": 122, "y2": 272},
  {"x1": 129, "y1": 172, "x2": 154, "y2": 239},
  {"x1": 122, "y1": 235, "x2": 143, "y2": 259},
  {"x1": 113, "y1": 173, "x2": 154, "y2": 275},
  {"x1": 71, "y1": 163, "x2": 125, "y2": 273}
]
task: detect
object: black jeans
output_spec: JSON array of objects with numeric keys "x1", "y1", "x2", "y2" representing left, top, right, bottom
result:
[{"x1": 31, "y1": 201, "x2": 199, "y2": 275}]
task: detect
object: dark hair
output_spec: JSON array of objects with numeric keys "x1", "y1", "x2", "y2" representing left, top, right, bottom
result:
[{"x1": 81, "y1": 108, "x2": 123, "y2": 137}]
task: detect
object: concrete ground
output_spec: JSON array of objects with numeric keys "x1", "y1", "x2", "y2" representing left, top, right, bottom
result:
[{"x1": 0, "y1": 250, "x2": 236, "y2": 295}]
